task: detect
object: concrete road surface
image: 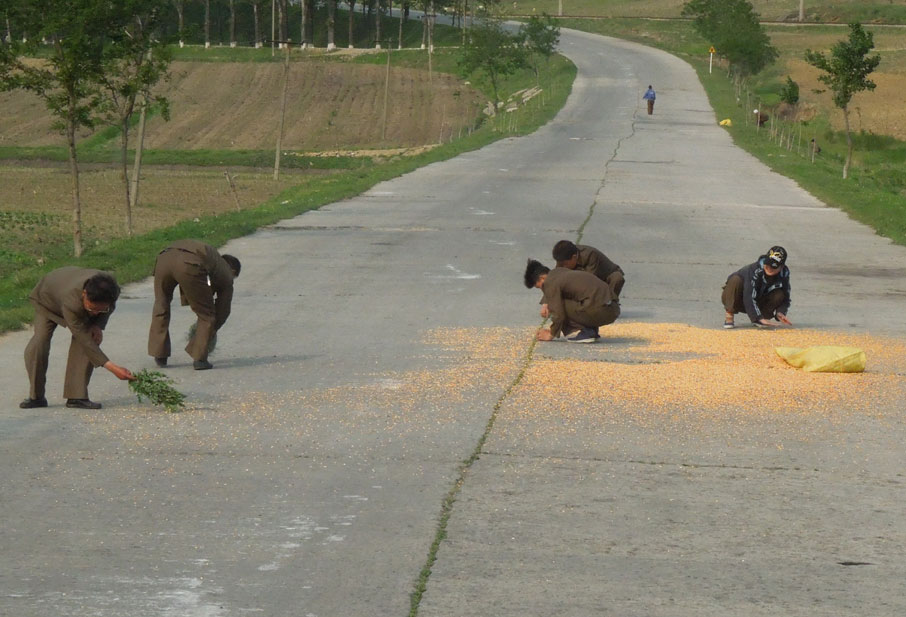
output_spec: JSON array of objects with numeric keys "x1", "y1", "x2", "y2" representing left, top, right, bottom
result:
[{"x1": 3, "y1": 28, "x2": 906, "y2": 617}]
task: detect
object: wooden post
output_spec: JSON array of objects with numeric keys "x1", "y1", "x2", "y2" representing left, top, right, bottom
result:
[
  {"x1": 274, "y1": 42, "x2": 290, "y2": 181},
  {"x1": 224, "y1": 171, "x2": 242, "y2": 211},
  {"x1": 381, "y1": 44, "x2": 392, "y2": 142}
]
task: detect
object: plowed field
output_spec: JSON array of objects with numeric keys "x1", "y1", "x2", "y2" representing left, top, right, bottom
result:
[{"x1": 0, "y1": 60, "x2": 484, "y2": 151}]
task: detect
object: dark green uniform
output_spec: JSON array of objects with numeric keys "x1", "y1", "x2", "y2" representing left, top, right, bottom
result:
[
  {"x1": 148, "y1": 240, "x2": 234, "y2": 363},
  {"x1": 576, "y1": 244, "x2": 625, "y2": 299},
  {"x1": 25, "y1": 267, "x2": 114, "y2": 400},
  {"x1": 541, "y1": 267, "x2": 620, "y2": 338}
]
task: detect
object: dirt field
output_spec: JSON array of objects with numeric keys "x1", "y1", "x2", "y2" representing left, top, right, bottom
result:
[
  {"x1": 0, "y1": 165, "x2": 312, "y2": 241},
  {"x1": 0, "y1": 61, "x2": 484, "y2": 151}
]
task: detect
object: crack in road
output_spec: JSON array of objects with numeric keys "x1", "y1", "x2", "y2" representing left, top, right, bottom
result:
[{"x1": 409, "y1": 96, "x2": 643, "y2": 617}]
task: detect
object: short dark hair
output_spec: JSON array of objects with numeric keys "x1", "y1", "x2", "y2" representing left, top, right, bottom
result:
[
  {"x1": 552, "y1": 240, "x2": 578, "y2": 263},
  {"x1": 523, "y1": 259, "x2": 550, "y2": 289},
  {"x1": 83, "y1": 273, "x2": 119, "y2": 304},
  {"x1": 222, "y1": 254, "x2": 241, "y2": 277}
]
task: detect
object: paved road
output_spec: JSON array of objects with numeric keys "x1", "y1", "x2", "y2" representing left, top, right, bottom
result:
[{"x1": 3, "y1": 28, "x2": 906, "y2": 617}]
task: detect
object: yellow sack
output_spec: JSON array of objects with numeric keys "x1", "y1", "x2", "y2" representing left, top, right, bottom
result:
[
  {"x1": 719, "y1": 118, "x2": 732, "y2": 126},
  {"x1": 775, "y1": 346, "x2": 866, "y2": 373}
]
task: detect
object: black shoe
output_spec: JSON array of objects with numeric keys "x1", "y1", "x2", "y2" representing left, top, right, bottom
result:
[
  {"x1": 155, "y1": 357, "x2": 168, "y2": 368},
  {"x1": 19, "y1": 397, "x2": 48, "y2": 409},
  {"x1": 66, "y1": 398, "x2": 102, "y2": 410},
  {"x1": 193, "y1": 360, "x2": 213, "y2": 371}
]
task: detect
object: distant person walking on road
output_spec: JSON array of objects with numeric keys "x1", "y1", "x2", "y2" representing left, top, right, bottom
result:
[
  {"x1": 20, "y1": 267, "x2": 134, "y2": 410},
  {"x1": 643, "y1": 85, "x2": 656, "y2": 115},
  {"x1": 721, "y1": 246, "x2": 792, "y2": 329},
  {"x1": 148, "y1": 240, "x2": 240, "y2": 370},
  {"x1": 525, "y1": 259, "x2": 620, "y2": 344}
]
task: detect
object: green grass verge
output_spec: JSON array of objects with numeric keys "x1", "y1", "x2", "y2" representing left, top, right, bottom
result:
[{"x1": 0, "y1": 52, "x2": 575, "y2": 334}]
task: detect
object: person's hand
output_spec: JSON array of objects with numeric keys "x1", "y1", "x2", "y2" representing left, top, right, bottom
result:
[
  {"x1": 105, "y1": 361, "x2": 134, "y2": 381},
  {"x1": 757, "y1": 319, "x2": 776, "y2": 327},
  {"x1": 89, "y1": 325, "x2": 103, "y2": 345},
  {"x1": 536, "y1": 328, "x2": 554, "y2": 341},
  {"x1": 776, "y1": 313, "x2": 792, "y2": 326},
  {"x1": 540, "y1": 304, "x2": 550, "y2": 318}
]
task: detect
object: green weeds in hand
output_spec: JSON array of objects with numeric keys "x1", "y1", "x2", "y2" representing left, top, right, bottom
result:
[{"x1": 129, "y1": 369, "x2": 186, "y2": 413}]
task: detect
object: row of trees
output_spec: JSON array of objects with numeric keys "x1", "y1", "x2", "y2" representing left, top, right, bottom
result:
[
  {"x1": 1, "y1": 0, "x2": 173, "y2": 256},
  {"x1": 2, "y1": 1, "x2": 507, "y2": 50},
  {"x1": 682, "y1": 0, "x2": 880, "y2": 180}
]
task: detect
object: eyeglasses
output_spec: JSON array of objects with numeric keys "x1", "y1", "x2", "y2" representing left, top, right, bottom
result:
[{"x1": 85, "y1": 302, "x2": 111, "y2": 315}]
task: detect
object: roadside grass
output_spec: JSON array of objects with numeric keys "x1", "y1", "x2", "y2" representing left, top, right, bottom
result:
[
  {"x1": 0, "y1": 52, "x2": 575, "y2": 334},
  {"x1": 0, "y1": 145, "x2": 375, "y2": 169},
  {"x1": 510, "y1": 0, "x2": 906, "y2": 23},
  {"x1": 558, "y1": 16, "x2": 906, "y2": 247}
]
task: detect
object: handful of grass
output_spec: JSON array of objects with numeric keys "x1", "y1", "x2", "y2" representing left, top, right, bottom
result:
[
  {"x1": 186, "y1": 322, "x2": 217, "y2": 354},
  {"x1": 129, "y1": 369, "x2": 186, "y2": 413}
]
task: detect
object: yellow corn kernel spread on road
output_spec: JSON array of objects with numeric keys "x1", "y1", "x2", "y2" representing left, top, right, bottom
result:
[{"x1": 513, "y1": 323, "x2": 906, "y2": 419}]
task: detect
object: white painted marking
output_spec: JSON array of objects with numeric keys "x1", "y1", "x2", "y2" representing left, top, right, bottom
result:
[
  {"x1": 434, "y1": 264, "x2": 481, "y2": 280},
  {"x1": 258, "y1": 563, "x2": 279, "y2": 572},
  {"x1": 326, "y1": 535, "x2": 345, "y2": 542}
]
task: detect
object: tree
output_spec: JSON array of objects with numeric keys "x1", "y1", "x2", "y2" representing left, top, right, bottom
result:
[
  {"x1": 779, "y1": 76, "x2": 799, "y2": 105},
  {"x1": 348, "y1": 0, "x2": 357, "y2": 48},
  {"x1": 173, "y1": 0, "x2": 187, "y2": 46},
  {"x1": 249, "y1": 0, "x2": 265, "y2": 48},
  {"x1": 203, "y1": 0, "x2": 211, "y2": 48},
  {"x1": 0, "y1": 1, "x2": 128, "y2": 257},
  {"x1": 228, "y1": 0, "x2": 238, "y2": 47},
  {"x1": 805, "y1": 23, "x2": 880, "y2": 179},
  {"x1": 327, "y1": 0, "x2": 337, "y2": 51},
  {"x1": 97, "y1": 2, "x2": 173, "y2": 236},
  {"x1": 519, "y1": 13, "x2": 560, "y2": 84},
  {"x1": 682, "y1": 0, "x2": 778, "y2": 82},
  {"x1": 458, "y1": 17, "x2": 528, "y2": 107}
]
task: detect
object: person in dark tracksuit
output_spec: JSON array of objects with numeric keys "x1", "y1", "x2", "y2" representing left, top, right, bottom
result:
[
  {"x1": 722, "y1": 246, "x2": 792, "y2": 329},
  {"x1": 148, "y1": 240, "x2": 240, "y2": 370},
  {"x1": 20, "y1": 267, "x2": 134, "y2": 409},
  {"x1": 524, "y1": 259, "x2": 620, "y2": 344}
]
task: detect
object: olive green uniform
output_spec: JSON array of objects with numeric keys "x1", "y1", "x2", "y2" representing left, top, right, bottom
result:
[
  {"x1": 25, "y1": 267, "x2": 114, "y2": 400},
  {"x1": 541, "y1": 267, "x2": 620, "y2": 338},
  {"x1": 148, "y1": 240, "x2": 234, "y2": 363},
  {"x1": 576, "y1": 244, "x2": 625, "y2": 298}
]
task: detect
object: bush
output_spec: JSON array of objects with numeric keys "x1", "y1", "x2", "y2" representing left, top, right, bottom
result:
[{"x1": 780, "y1": 76, "x2": 799, "y2": 105}]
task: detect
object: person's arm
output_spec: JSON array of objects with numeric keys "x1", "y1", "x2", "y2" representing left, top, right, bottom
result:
[
  {"x1": 545, "y1": 288, "x2": 567, "y2": 338},
  {"x1": 213, "y1": 285, "x2": 233, "y2": 330},
  {"x1": 103, "y1": 361, "x2": 134, "y2": 381},
  {"x1": 62, "y1": 305, "x2": 110, "y2": 367},
  {"x1": 776, "y1": 271, "x2": 792, "y2": 325}
]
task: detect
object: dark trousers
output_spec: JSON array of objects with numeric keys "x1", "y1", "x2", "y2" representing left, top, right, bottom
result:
[
  {"x1": 564, "y1": 300, "x2": 621, "y2": 332},
  {"x1": 646, "y1": 99, "x2": 654, "y2": 115},
  {"x1": 148, "y1": 250, "x2": 216, "y2": 362},
  {"x1": 24, "y1": 307, "x2": 95, "y2": 400},
  {"x1": 721, "y1": 274, "x2": 786, "y2": 321}
]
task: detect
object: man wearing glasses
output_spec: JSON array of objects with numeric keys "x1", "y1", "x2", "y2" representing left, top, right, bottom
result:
[{"x1": 20, "y1": 267, "x2": 134, "y2": 410}]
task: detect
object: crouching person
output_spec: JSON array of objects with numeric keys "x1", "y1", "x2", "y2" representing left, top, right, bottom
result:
[
  {"x1": 524, "y1": 259, "x2": 620, "y2": 343},
  {"x1": 722, "y1": 245, "x2": 792, "y2": 329},
  {"x1": 21, "y1": 267, "x2": 134, "y2": 410}
]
